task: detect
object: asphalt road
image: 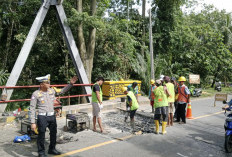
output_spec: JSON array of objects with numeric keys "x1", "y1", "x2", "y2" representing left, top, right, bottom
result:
[
  {"x1": 55, "y1": 96, "x2": 229, "y2": 157},
  {"x1": 0, "y1": 96, "x2": 231, "y2": 157}
]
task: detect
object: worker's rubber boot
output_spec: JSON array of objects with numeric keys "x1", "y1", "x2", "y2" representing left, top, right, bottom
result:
[
  {"x1": 154, "y1": 120, "x2": 159, "y2": 134},
  {"x1": 162, "y1": 121, "x2": 167, "y2": 135}
]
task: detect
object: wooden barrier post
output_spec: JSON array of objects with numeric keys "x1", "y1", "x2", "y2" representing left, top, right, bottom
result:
[{"x1": 214, "y1": 94, "x2": 227, "y2": 107}]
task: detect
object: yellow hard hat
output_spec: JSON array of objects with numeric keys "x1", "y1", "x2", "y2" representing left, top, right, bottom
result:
[
  {"x1": 121, "y1": 87, "x2": 127, "y2": 92},
  {"x1": 178, "y1": 76, "x2": 186, "y2": 82},
  {"x1": 120, "y1": 78, "x2": 124, "y2": 81},
  {"x1": 150, "y1": 79, "x2": 155, "y2": 85}
]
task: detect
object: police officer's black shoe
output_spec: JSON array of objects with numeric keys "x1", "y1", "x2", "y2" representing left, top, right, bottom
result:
[
  {"x1": 48, "y1": 149, "x2": 61, "y2": 155},
  {"x1": 38, "y1": 154, "x2": 47, "y2": 157}
]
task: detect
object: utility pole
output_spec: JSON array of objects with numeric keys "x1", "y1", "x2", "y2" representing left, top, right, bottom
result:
[
  {"x1": 127, "y1": 0, "x2": 130, "y2": 32},
  {"x1": 149, "y1": 9, "x2": 154, "y2": 80},
  {"x1": 141, "y1": 0, "x2": 146, "y2": 57}
]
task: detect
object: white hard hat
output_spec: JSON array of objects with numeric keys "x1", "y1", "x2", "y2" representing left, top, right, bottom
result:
[
  {"x1": 159, "y1": 75, "x2": 164, "y2": 81},
  {"x1": 36, "y1": 74, "x2": 50, "y2": 83}
]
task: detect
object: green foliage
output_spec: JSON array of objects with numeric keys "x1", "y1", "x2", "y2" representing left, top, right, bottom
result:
[
  {"x1": 0, "y1": 70, "x2": 9, "y2": 85},
  {"x1": 152, "y1": 0, "x2": 232, "y2": 87},
  {"x1": 1, "y1": 0, "x2": 232, "y2": 111}
]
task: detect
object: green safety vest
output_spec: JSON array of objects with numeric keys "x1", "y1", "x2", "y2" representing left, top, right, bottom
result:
[
  {"x1": 166, "y1": 82, "x2": 175, "y2": 103},
  {"x1": 127, "y1": 91, "x2": 139, "y2": 111},
  {"x1": 92, "y1": 83, "x2": 102, "y2": 103},
  {"x1": 153, "y1": 86, "x2": 168, "y2": 108}
]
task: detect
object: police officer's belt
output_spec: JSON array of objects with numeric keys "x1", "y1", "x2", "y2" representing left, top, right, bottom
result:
[{"x1": 38, "y1": 112, "x2": 54, "y2": 116}]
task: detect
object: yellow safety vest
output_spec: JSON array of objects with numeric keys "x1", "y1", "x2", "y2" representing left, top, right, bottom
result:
[
  {"x1": 166, "y1": 82, "x2": 175, "y2": 103},
  {"x1": 127, "y1": 91, "x2": 139, "y2": 111},
  {"x1": 153, "y1": 86, "x2": 168, "y2": 108},
  {"x1": 92, "y1": 83, "x2": 102, "y2": 103}
]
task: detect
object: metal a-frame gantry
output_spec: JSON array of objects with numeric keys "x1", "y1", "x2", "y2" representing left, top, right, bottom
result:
[{"x1": 0, "y1": 0, "x2": 91, "y2": 112}]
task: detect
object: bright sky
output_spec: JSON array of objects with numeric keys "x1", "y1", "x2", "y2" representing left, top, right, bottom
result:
[
  {"x1": 203, "y1": 0, "x2": 232, "y2": 12},
  {"x1": 137, "y1": 0, "x2": 232, "y2": 17}
]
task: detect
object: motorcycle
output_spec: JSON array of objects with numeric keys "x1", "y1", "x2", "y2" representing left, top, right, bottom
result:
[
  {"x1": 189, "y1": 86, "x2": 202, "y2": 97},
  {"x1": 223, "y1": 100, "x2": 232, "y2": 153},
  {"x1": 215, "y1": 82, "x2": 222, "y2": 92},
  {"x1": 215, "y1": 86, "x2": 222, "y2": 92}
]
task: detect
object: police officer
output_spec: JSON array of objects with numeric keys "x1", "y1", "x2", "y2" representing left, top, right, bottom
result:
[{"x1": 30, "y1": 74, "x2": 77, "y2": 157}]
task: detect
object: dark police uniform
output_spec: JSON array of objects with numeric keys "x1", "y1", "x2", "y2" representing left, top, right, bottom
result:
[{"x1": 30, "y1": 74, "x2": 73, "y2": 156}]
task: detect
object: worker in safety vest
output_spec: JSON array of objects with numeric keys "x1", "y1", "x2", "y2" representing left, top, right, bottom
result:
[
  {"x1": 153, "y1": 80, "x2": 170, "y2": 134},
  {"x1": 163, "y1": 76, "x2": 175, "y2": 126},
  {"x1": 149, "y1": 79, "x2": 156, "y2": 113},
  {"x1": 122, "y1": 87, "x2": 139, "y2": 132},
  {"x1": 127, "y1": 82, "x2": 139, "y2": 101},
  {"x1": 125, "y1": 82, "x2": 139, "y2": 122},
  {"x1": 92, "y1": 77, "x2": 105, "y2": 133},
  {"x1": 154, "y1": 80, "x2": 170, "y2": 134},
  {"x1": 171, "y1": 77, "x2": 179, "y2": 120},
  {"x1": 175, "y1": 76, "x2": 190, "y2": 124}
]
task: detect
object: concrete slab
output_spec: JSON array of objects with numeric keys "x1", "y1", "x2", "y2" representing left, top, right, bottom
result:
[
  {"x1": 0, "y1": 96, "x2": 150, "y2": 125},
  {"x1": 61, "y1": 96, "x2": 149, "y2": 116}
]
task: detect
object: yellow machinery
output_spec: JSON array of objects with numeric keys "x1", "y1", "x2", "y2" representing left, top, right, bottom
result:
[{"x1": 102, "y1": 80, "x2": 141, "y2": 100}]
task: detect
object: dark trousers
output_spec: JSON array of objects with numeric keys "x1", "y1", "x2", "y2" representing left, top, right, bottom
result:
[
  {"x1": 174, "y1": 102, "x2": 178, "y2": 118},
  {"x1": 130, "y1": 109, "x2": 137, "y2": 119},
  {"x1": 176, "y1": 103, "x2": 187, "y2": 123},
  {"x1": 37, "y1": 115, "x2": 57, "y2": 155}
]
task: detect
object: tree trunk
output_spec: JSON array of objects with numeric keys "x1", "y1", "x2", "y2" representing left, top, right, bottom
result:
[
  {"x1": 76, "y1": 0, "x2": 97, "y2": 103},
  {"x1": 76, "y1": 0, "x2": 87, "y2": 69},
  {"x1": 0, "y1": 16, "x2": 3, "y2": 69},
  {"x1": 3, "y1": 20, "x2": 14, "y2": 69},
  {"x1": 211, "y1": 67, "x2": 220, "y2": 88},
  {"x1": 225, "y1": 76, "x2": 228, "y2": 87},
  {"x1": 86, "y1": 0, "x2": 96, "y2": 83},
  {"x1": 211, "y1": 78, "x2": 216, "y2": 88},
  {"x1": 76, "y1": 0, "x2": 88, "y2": 103}
]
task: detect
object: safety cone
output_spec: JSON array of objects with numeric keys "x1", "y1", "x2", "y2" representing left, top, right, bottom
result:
[{"x1": 186, "y1": 103, "x2": 194, "y2": 119}]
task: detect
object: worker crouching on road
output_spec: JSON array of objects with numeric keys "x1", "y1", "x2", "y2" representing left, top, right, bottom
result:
[
  {"x1": 122, "y1": 87, "x2": 139, "y2": 132},
  {"x1": 125, "y1": 82, "x2": 139, "y2": 122},
  {"x1": 30, "y1": 74, "x2": 77, "y2": 157},
  {"x1": 175, "y1": 76, "x2": 190, "y2": 124},
  {"x1": 164, "y1": 76, "x2": 175, "y2": 126},
  {"x1": 127, "y1": 82, "x2": 139, "y2": 101},
  {"x1": 148, "y1": 79, "x2": 156, "y2": 113},
  {"x1": 153, "y1": 80, "x2": 170, "y2": 134},
  {"x1": 92, "y1": 77, "x2": 105, "y2": 133}
]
